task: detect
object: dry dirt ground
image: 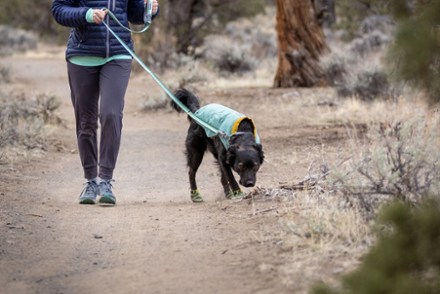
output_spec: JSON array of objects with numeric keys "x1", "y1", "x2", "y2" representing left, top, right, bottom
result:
[{"x1": 0, "y1": 47, "x2": 358, "y2": 294}]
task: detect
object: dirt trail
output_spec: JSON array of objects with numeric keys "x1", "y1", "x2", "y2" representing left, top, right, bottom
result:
[{"x1": 0, "y1": 48, "x2": 322, "y2": 294}]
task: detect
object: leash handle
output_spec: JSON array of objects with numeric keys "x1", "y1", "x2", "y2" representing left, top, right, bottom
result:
[
  {"x1": 102, "y1": 3, "x2": 152, "y2": 34},
  {"x1": 144, "y1": 0, "x2": 153, "y2": 25}
]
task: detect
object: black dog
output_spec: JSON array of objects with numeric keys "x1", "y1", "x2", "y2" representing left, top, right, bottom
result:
[{"x1": 172, "y1": 88, "x2": 264, "y2": 202}]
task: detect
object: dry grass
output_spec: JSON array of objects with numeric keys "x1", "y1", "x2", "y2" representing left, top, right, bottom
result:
[
  {"x1": 247, "y1": 187, "x2": 373, "y2": 293},
  {"x1": 0, "y1": 92, "x2": 63, "y2": 164},
  {"x1": 279, "y1": 195, "x2": 372, "y2": 291},
  {"x1": 328, "y1": 99, "x2": 440, "y2": 212}
]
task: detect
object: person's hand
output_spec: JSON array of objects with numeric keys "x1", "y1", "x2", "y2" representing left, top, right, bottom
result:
[
  {"x1": 144, "y1": 0, "x2": 159, "y2": 14},
  {"x1": 92, "y1": 9, "x2": 107, "y2": 24}
]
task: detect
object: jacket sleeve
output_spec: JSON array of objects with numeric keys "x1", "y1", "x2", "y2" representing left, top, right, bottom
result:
[
  {"x1": 127, "y1": 0, "x2": 159, "y2": 25},
  {"x1": 51, "y1": 0, "x2": 89, "y2": 28}
]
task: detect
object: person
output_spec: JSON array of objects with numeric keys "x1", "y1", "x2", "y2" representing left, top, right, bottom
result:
[{"x1": 51, "y1": 0, "x2": 159, "y2": 205}]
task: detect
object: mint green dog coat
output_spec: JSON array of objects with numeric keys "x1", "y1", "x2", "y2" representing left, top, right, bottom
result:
[{"x1": 195, "y1": 103, "x2": 260, "y2": 148}]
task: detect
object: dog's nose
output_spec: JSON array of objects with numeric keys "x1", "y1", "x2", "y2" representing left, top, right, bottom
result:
[{"x1": 244, "y1": 181, "x2": 255, "y2": 187}]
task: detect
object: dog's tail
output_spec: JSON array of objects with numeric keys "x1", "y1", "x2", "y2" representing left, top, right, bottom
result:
[{"x1": 172, "y1": 88, "x2": 200, "y2": 114}]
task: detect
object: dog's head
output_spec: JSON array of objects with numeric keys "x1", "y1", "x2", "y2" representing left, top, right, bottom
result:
[{"x1": 226, "y1": 133, "x2": 264, "y2": 188}]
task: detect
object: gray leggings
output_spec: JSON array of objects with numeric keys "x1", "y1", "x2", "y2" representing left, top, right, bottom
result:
[{"x1": 67, "y1": 59, "x2": 132, "y2": 180}]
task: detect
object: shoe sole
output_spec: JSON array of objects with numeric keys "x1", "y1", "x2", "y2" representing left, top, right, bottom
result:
[
  {"x1": 98, "y1": 195, "x2": 116, "y2": 205},
  {"x1": 79, "y1": 198, "x2": 96, "y2": 205}
]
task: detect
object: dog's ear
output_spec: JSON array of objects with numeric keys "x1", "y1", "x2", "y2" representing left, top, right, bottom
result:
[
  {"x1": 229, "y1": 133, "x2": 242, "y2": 146},
  {"x1": 226, "y1": 145, "x2": 238, "y2": 165},
  {"x1": 254, "y1": 143, "x2": 264, "y2": 164}
]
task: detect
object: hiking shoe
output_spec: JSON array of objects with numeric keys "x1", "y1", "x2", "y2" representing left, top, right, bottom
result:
[
  {"x1": 98, "y1": 179, "x2": 116, "y2": 205},
  {"x1": 79, "y1": 180, "x2": 99, "y2": 204}
]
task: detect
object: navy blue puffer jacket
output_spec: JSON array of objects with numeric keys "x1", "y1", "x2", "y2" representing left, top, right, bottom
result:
[{"x1": 52, "y1": 0, "x2": 148, "y2": 59}]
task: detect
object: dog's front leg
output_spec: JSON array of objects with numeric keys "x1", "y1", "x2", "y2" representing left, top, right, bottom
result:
[
  {"x1": 219, "y1": 163, "x2": 242, "y2": 199},
  {"x1": 220, "y1": 170, "x2": 231, "y2": 196}
]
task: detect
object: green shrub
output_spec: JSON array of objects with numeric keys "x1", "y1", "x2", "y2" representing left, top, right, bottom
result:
[
  {"x1": 387, "y1": 0, "x2": 440, "y2": 103},
  {"x1": 313, "y1": 197, "x2": 440, "y2": 294}
]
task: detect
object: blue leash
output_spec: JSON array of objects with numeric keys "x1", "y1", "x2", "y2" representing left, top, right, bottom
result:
[{"x1": 102, "y1": 4, "x2": 228, "y2": 140}]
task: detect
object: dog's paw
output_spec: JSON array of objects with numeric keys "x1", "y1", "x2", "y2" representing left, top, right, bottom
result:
[
  {"x1": 227, "y1": 190, "x2": 245, "y2": 200},
  {"x1": 191, "y1": 190, "x2": 204, "y2": 203}
]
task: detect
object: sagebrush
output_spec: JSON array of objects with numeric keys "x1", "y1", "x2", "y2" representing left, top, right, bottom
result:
[
  {"x1": 0, "y1": 93, "x2": 62, "y2": 152},
  {"x1": 331, "y1": 116, "x2": 440, "y2": 215}
]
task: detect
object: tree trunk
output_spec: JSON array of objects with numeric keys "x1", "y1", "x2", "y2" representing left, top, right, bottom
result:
[{"x1": 274, "y1": 0, "x2": 328, "y2": 88}]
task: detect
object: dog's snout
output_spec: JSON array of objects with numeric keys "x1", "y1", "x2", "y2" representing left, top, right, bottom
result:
[{"x1": 244, "y1": 181, "x2": 255, "y2": 187}]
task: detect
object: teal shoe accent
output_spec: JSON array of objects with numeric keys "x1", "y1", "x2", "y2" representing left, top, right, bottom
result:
[
  {"x1": 79, "y1": 180, "x2": 99, "y2": 205},
  {"x1": 98, "y1": 180, "x2": 116, "y2": 205}
]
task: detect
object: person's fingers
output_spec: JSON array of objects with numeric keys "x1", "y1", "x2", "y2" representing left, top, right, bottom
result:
[
  {"x1": 152, "y1": 1, "x2": 158, "y2": 14},
  {"x1": 97, "y1": 10, "x2": 107, "y2": 18},
  {"x1": 93, "y1": 9, "x2": 107, "y2": 24}
]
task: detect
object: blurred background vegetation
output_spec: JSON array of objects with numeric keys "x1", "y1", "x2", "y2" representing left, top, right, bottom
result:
[
  {"x1": 0, "y1": 0, "x2": 437, "y2": 101},
  {"x1": 389, "y1": 0, "x2": 440, "y2": 104},
  {"x1": 0, "y1": 0, "x2": 65, "y2": 41},
  {"x1": 0, "y1": 0, "x2": 269, "y2": 46}
]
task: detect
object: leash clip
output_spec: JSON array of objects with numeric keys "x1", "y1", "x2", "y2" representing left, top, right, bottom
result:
[{"x1": 217, "y1": 131, "x2": 229, "y2": 139}]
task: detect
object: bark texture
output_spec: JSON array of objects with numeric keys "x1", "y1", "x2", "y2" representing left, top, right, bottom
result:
[{"x1": 274, "y1": 0, "x2": 328, "y2": 88}]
